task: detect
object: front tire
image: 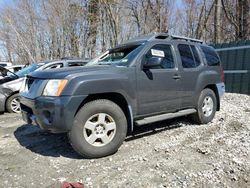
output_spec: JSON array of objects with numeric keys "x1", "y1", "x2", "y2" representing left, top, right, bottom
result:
[
  {"x1": 192, "y1": 88, "x2": 217, "y2": 124},
  {"x1": 68, "y1": 99, "x2": 127, "y2": 158},
  {"x1": 6, "y1": 93, "x2": 21, "y2": 113}
]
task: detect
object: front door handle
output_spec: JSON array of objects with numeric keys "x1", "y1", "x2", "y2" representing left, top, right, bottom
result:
[{"x1": 173, "y1": 75, "x2": 181, "y2": 80}]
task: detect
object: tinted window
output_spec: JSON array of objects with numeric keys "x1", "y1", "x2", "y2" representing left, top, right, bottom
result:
[
  {"x1": 68, "y1": 62, "x2": 86, "y2": 67},
  {"x1": 44, "y1": 63, "x2": 63, "y2": 70},
  {"x1": 178, "y1": 44, "x2": 196, "y2": 68},
  {"x1": 201, "y1": 46, "x2": 220, "y2": 66},
  {"x1": 13, "y1": 67, "x2": 22, "y2": 72},
  {"x1": 146, "y1": 44, "x2": 175, "y2": 69},
  {"x1": 190, "y1": 45, "x2": 201, "y2": 66}
]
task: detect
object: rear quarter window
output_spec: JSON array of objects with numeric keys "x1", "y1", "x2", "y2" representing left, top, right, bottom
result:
[{"x1": 201, "y1": 46, "x2": 220, "y2": 66}]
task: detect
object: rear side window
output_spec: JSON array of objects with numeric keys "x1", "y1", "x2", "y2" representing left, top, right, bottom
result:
[
  {"x1": 178, "y1": 44, "x2": 196, "y2": 68},
  {"x1": 201, "y1": 46, "x2": 220, "y2": 66},
  {"x1": 190, "y1": 45, "x2": 201, "y2": 66}
]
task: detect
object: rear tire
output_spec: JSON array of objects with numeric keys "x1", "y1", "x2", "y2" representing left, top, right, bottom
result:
[
  {"x1": 6, "y1": 93, "x2": 21, "y2": 113},
  {"x1": 68, "y1": 99, "x2": 127, "y2": 158},
  {"x1": 192, "y1": 88, "x2": 217, "y2": 124}
]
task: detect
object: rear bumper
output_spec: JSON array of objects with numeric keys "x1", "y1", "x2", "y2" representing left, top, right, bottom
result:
[
  {"x1": 20, "y1": 95, "x2": 87, "y2": 133},
  {"x1": 216, "y1": 82, "x2": 225, "y2": 98}
]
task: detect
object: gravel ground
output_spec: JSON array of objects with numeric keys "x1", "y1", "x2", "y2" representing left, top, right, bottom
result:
[{"x1": 0, "y1": 93, "x2": 250, "y2": 188}]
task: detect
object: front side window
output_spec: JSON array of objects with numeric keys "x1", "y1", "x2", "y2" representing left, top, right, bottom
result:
[{"x1": 145, "y1": 44, "x2": 175, "y2": 69}]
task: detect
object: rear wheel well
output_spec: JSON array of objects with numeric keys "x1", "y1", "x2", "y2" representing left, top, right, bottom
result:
[
  {"x1": 75, "y1": 93, "x2": 132, "y2": 133},
  {"x1": 204, "y1": 85, "x2": 220, "y2": 111}
]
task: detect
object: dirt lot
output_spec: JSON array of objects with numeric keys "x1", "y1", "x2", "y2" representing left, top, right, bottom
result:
[{"x1": 0, "y1": 93, "x2": 250, "y2": 188}]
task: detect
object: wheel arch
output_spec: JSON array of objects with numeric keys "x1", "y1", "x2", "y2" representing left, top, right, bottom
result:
[
  {"x1": 204, "y1": 84, "x2": 220, "y2": 111},
  {"x1": 5, "y1": 91, "x2": 19, "y2": 110},
  {"x1": 75, "y1": 92, "x2": 133, "y2": 134}
]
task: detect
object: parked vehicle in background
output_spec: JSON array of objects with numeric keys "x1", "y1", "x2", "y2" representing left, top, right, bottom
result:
[
  {"x1": 0, "y1": 62, "x2": 12, "y2": 67},
  {"x1": 6, "y1": 65, "x2": 25, "y2": 73},
  {"x1": 20, "y1": 33, "x2": 225, "y2": 158},
  {"x1": 0, "y1": 58, "x2": 88, "y2": 113}
]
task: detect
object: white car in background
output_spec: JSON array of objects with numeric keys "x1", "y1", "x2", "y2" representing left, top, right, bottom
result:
[
  {"x1": 0, "y1": 62, "x2": 12, "y2": 67},
  {"x1": 6, "y1": 65, "x2": 25, "y2": 73}
]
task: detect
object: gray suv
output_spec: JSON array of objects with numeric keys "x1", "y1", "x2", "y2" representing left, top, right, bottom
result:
[{"x1": 20, "y1": 33, "x2": 225, "y2": 158}]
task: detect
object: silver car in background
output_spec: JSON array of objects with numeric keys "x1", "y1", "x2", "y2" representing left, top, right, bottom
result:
[{"x1": 0, "y1": 59, "x2": 88, "y2": 113}]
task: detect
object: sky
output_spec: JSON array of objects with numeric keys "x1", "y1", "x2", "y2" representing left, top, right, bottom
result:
[
  {"x1": 0, "y1": 0, "x2": 184, "y2": 61},
  {"x1": 0, "y1": 0, "x2": 11, "y2": 12},
  {"x1": 0, "y1": 0, "x2": 183, "y2": 9},
  {"x1": 176, "y1": 0, "x2": 183, "y2": 8},
  {"x1": 0, "y1": 0, "x2": 9, "y2": 7},
  {"x1": 0, "y1": 0, "x2": 14, "y2": 9}
]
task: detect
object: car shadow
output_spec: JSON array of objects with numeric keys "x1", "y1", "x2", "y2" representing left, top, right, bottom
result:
[
  {"x1": 14, "y1": 117, "x2": 197, "y2": 159},
  {"x1": 14, "y1": 124, "x2": 82, "y2": 159}
]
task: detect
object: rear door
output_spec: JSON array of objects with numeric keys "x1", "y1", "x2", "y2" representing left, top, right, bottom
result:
[
  {"x1": 136, "y1": 43, "x2": 182, "y2": 115},
  {"x1": 176, "y1": 43, "x2": 203, "y2": 108}
]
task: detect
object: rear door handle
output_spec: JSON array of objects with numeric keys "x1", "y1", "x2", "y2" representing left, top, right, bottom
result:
[{"x1": 173, "y1": 75, "x2": 181, "y2": 80}]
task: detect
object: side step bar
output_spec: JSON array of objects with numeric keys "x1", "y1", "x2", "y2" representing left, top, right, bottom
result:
[{"x1": 135, "y1": 109, "x2": 197, "y2": 126}]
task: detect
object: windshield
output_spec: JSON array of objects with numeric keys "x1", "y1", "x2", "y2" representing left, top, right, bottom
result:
[
  {"x1": 15, "y1": 63, "x2": 42, "y2": 77},
  {"x1": 86, "y1": 44, "x2": 144, "y2": 66}
]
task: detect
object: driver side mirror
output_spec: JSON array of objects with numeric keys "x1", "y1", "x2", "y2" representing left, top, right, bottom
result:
[{"x1": 143, "y1": 56, "x2": 163, "y2": 69}]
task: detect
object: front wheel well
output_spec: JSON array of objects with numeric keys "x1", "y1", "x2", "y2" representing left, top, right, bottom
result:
[
  {"x1": 5, "y1": 91, "x2": 19, "y2": 109},
  {"x1": 75, "y1": 93, "x2": 132, "y2": 133},
  {"x1": 204, "y1": 85, "x2": 220, "y2": 111}
]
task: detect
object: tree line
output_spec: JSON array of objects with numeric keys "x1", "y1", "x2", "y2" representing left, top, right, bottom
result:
[{"x1": 0, "y1": 0, "x2": 249, "y2": 64}]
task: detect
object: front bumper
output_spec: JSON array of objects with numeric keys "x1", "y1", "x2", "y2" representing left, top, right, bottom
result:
[{"x1": 20, "y1": 95, "x2": 87, "y2": 133}]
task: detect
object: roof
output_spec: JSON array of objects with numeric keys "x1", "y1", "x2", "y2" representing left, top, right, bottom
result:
[{"x1": 121, "y1": 33, "x2": 204, "y2": 46}]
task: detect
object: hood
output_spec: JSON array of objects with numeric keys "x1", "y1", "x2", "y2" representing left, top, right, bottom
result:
[
  {"x1": 0, "y1": 66, "x2": 19, "y2": 84},
  {"x1": 29, "y1": 65, "x2": 113, "y2": 79},
  {"x1": 0, "y1": 77, "x2": 25, "y2": 91}
]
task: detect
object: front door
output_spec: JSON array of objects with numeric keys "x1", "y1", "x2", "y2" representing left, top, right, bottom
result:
[{"x1": 136, "y1": 43, "x2": 181, "y2": 116}]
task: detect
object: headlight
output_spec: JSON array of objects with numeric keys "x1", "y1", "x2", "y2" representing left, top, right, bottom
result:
[{"x1": 42, "y1": 79, "x2": 68, "y2": 96}]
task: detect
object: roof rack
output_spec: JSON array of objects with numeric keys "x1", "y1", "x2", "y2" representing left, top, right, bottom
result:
[
  {"x1": 170, "y1": 35, "x2": 203, "y2": 43},
  {"x1": 151, "y1": 33, "x2": 203, "y2": 44}
]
